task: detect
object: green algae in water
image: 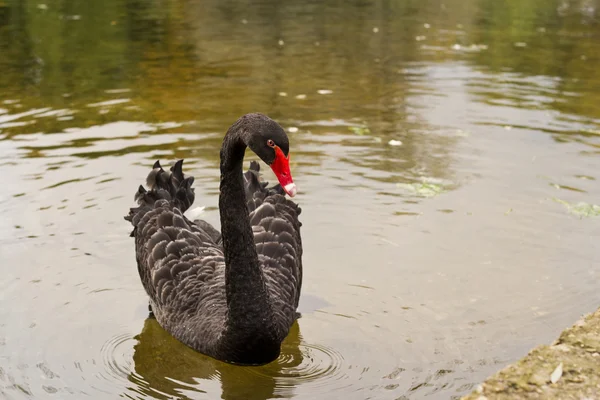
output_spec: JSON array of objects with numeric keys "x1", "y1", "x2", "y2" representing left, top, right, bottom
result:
[
  {"x1": 348, "y1": 126, "x2": 371, "y2": 136},
  {"x1": 397, "y1": 181, "x2": 446, "y2": 198},
  {"x1": 553, "y1": 198, "x2": 600, "y2": 218}
]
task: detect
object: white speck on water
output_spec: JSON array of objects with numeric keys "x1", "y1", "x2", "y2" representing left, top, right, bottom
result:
[
  {"x1": 104, "y1": 88, "x2": 131, "y2": 94},
  {"x1": 288, "y1": 127, "x2": 299, "y2": 133},
  {"x1": 295, "y1": 94, "x2": 307, "y2": 100},
  {"x1": 504, "y1": 125, "x2": 512, "y2": 130},
  {"x1": 87, "y1": 99, "x2": 130, "y2": 107},
  {"x1": 416, "y1": 35, "x2": 426, "y2": 41},
  {"x1": 537, "y1": 27, "x2": 547, "y2": 33},
  {"x1": 278, "y1": 92, "x2": 287, "y2": 97},
  {"x1": 241, "y1": 19, "x2": 248, "y2": 24},
  {"x1": 66, "y1": 15, "x2": 81, "y2": 20},
  {"x1": 381, "y1": 238, "x2": 400, "y2": 247},
  {"x1": 388, "y1": 140, "x2": 403, "y2": 146},
  {"x1": 317, "y1": 89, "x2": 333, "y2": 95},
  {"x1": 373, "y1": 27, "x2": 379, "y2": 33},
  {"x1": 514, "y1": 42, "x2": 527, "y2": 47},
  {"x1": 451, "y1": 43, "x2": 488, "y2": 52},
  {"x1": 278, "y1": 39, "x2": 284, "y2": 46},
  {"x1": 424, "y1": 23, "x2": 431, "y2": 29},
  {"x1": 3, "y1": 99, "x2": 19, "y2": 105},
  {"x1": 37, "y1": 4, "x2": 48, "y2": 10}
]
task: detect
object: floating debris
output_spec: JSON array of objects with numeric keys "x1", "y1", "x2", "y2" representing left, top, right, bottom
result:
[
  {"x1": 37, "y1": 4, "x2": 48, "y2": 10},
  {"x1": 317, "y1": 89, "x2": 333, "y2": 95},
  {"x1": 278, "y1": 39, "x2": 284, "y2": 46},
  {"x1": 241, "y1": 19, "x2": 248, "y2": 24},
  {"x1": 349, "y1": 126, "x2": 370, "y2": 136},
  {"x1": 295, "y1": 94, "x2": 306, "y2": 100},
  {"x1": 415, "y1": 35, "x2": 426, "y2": 41},
  {"x1": 104, "y1": 88, "x2": 131, "y2": 94},
  {"x1": 451, "y1": 44, "x2": 488, "y2": 52},
  {"x1": 388, "y1": 140, "x2": 402, "y2": 146},
  {"x1": 87, "y1": 98, "x2": 130, "y2": 107},
  {"x1": 424, "y1": 23, "x2": 431, "y2": 29},
  {"x1": 514, "y1": 42, "x2": 527, "y2": 48},
  {"x1": 373, "y1": 27, "x2": 379, "y2": 33},
  {"x1": 287, "y1": 127, "x2": 298, "y2": 133},
  {"x1": 553, "y1": 198, "x2": 600, "y2": 218},
  {"x1": 397, "y1": 182, "x2": 446, "y2": 198},
  {"x1": 278, "y1": 92, "x2": 288, "y2": 97}
]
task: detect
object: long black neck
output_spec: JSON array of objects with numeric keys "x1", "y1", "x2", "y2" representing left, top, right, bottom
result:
[{"x1": 219, "y1": 127, "x2": 275, "y2": 338}]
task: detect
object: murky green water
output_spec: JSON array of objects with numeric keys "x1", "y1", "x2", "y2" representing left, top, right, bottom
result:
[{"x1": 1, "y1": 0, "x2": 600, "y2": 399}]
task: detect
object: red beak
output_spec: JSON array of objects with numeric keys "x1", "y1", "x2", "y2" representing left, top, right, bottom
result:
[{"x1": 270, "y1": 146, "x2": 297, "y2": 197}]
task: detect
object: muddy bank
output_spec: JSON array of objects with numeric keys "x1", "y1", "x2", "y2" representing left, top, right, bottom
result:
[{"x1": 462, "y1": 308, "x2": 600, "y2": 399}]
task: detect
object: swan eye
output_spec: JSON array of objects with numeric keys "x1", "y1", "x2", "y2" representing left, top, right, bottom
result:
[{"x1": 267, "y1": 139, "x2": 275, "y2": 148}]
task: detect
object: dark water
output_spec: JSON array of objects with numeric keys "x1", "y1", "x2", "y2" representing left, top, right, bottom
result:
[{"x1": 1, "y1": 0, "x2": 600, "y2": 399}]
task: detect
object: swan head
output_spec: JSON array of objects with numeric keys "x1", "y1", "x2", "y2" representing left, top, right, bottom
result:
[{"x1": 242, "y1": 113, "x2": 297, "y2": 197}]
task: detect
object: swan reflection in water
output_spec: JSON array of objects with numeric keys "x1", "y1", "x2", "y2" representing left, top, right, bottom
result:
[{"x1": 127, "y1": 317, "x2": 306, "y2": 400}]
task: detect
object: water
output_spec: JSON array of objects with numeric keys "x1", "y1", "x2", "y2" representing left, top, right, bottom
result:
[{"x1": 1, "y1": 0, "x2": 600, "y2": 399}]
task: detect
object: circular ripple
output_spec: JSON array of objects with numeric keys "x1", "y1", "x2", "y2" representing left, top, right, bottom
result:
[
  {"x1": 248, "y1": 342, "x2": 356, "y2": 395},
  {"x1": 99, "y1": 332, "x2": 136, "y2": 386}
]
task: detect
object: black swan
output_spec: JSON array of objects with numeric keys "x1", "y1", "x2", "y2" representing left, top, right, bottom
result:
[{"x1": 125, "y1": 113, "x2": 303, "y2": 365}]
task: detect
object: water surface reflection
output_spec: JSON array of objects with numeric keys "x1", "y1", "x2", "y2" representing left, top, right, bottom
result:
[{"x1": 1, "y1": 0, "x2": 600, "y2": 399}]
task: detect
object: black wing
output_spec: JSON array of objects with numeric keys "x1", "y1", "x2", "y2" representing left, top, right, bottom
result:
[
  {"x1": 125, "y1": 161, "x2": 228, "y2": 351},
  {"x1": 243, "y1": 161, "x2": 303, "y2": 336}
]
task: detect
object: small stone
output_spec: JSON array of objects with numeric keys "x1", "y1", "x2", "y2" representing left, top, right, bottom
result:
[
  {"x1": 554, "y1": 344, "x2": 571, "y2": 353},
  {"x1": 550, "y1": 362, "x2": 563, "y2": 384}
]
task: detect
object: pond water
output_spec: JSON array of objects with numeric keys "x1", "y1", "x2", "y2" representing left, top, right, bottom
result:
[{"x1": 1, "y1": 0, "x2": 600, "y2": 399}]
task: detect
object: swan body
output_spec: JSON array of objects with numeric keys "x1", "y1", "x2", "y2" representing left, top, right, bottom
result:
[{"x1": 125, "y1": 114, "x2": 303, "y2": 365}]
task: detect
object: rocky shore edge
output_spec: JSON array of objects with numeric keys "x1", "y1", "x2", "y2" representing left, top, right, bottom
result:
[{"x1": 462, "y1": 308, "x2": 600, "y2": 399}]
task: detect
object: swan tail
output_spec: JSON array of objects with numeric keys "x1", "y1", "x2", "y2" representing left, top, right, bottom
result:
[{"x1": 124, "y1": 160, "x2": 195, "y2": 235}]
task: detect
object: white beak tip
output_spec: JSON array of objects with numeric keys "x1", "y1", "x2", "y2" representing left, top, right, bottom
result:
[{"x1": 284, "y1": 183, "x2": 297, "y2": 197}]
